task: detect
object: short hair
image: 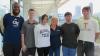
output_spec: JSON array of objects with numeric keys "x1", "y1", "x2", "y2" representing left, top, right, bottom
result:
[
  {"x1": 51, "y1": 16, "x2": 58, "y2": 26},
  {"x1": 82, "y1": 6, "x2": 90, "y2": 12},
  {"x1": 64, "y1": 12, "x2": 72, "y2": 17},
  {"x1": 12, "y1": 2, "x2": 19, "y2": 9},
  {"x1": 29, "y1": 9, "x2": 35, "y2": 12},
  {"x1": 41, "y1": 14, "x2": 48, "y2": 21}
]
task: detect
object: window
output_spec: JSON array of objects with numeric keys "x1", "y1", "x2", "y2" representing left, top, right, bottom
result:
[
  {"x1": 58, "y1": 0, "x2": 100, "y2": 21},
  {"x1": 0, "y1": 0, "x2": 10, "y2": 17},
  {"x1": 0, "y1": 0, "x2": 10, "y2": 54}
]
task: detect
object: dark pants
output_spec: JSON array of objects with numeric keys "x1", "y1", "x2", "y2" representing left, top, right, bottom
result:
[
  {"x1": 3, "y1": 43, "x2": 21, "y2": 56},
  {"x1": 49, "y1": 46, "x2": 60, "y2": 56},
  {"x1": 77, "y1": 40, "x2": 94, "y2": 56},
  {"x1": 22, "y1": 47, "x2": 36, "y2": 56},
  {"x1": 37, "y1": 47, "x2": 50, "y2": 56}
]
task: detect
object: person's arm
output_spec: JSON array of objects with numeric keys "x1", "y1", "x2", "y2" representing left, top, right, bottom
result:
[
  {"x1": 0, "y1": 27, "x2": 2, "y2": 34},
  {"x1": 76, "y1": 18, "x2": 81, "y2": 40},
  {"x1": 20, "y1": 16, "x2": 24, "y2": 30},
  {"x1": 60, "y1": 24, "x2": 64, "y2": 42},
  {"x1": 34, "y1": 24, "x2": 39, "y2": 47},
  {"x1": 21, "y1": 23, "x2": 27, "y2": 52},
  {"x1": 95, "y1": 33, "x2": 100, "y2": 40},
  {"x1": 76, "y1": 24, "x2": 80, "y2": 38},
  {"x1": 3, "y1": 14, "x2": 7, "y2": 29},
  {"x1": 21, "y1": 33, "x2": 25, "y2": 47},
  {"x1": 0, "y1": 27, "x2": 3, "y2": 36},
  {"x1": 21, "y1": 33, "x2": 27, "y2": 52},
  {"x1": 20, "y1": 17, "x2": 25, "y2": 48},
  {"x1": 1, "y1": 14, "x2": 8, "y2": 36},
  {"x1": 95, "y1": 20, "x2": 100, "y2": 40},
  {"x1": 60, "y1": 24, "x2": 64, "y2": 37},
  {"x1": 0, "y1": 20, "x2": 3, "y2": 36}
]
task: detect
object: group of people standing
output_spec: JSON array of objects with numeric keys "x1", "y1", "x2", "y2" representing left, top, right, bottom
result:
[{"x1": 0, "y1": 2, "x2": 100, "y2": 56}]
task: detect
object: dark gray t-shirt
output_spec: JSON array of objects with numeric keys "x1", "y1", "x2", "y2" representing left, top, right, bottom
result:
[
  {"x1": 21, "y1": 20, "x2": 37, "y2": 48},
  {"x1": 61, "y1": 23, "x2": 80, "y2": 48}
]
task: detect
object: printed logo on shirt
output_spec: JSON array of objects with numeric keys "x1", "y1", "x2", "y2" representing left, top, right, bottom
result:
[
  {"x1": 57, "y1": 30, "x2": 60, "y2": 32},
  {"x1": 80, "y1": 28, "x2": 92, "y2": 31},
  {"x1": 12, "y1": 18, "x2": 19, "y2": 27},
  {"x1": 40, "y1": 29, "x2": 50, "y2": 38}
]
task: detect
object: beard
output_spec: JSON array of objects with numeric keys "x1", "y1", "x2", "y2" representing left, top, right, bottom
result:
[{"x1": 12, "y1": 10, "x2": 20, "y2": 16}]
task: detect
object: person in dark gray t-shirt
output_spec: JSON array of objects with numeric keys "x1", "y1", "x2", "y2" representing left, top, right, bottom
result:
[
  {"x1": 61, "y1": 12, "x2": 80, "y2": 56},
  {"x1": 21, "y1": 9, "x2": 37, "y2": 56}
]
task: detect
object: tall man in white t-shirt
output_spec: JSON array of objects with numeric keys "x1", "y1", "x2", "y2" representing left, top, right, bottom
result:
[{"x1": 77, "y1": 6, "x2": 100, "y2": 56}]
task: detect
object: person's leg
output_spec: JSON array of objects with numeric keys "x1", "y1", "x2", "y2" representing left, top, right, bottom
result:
[
  {"x1": 44, "y1": 47, "x2": 50, "y2": 56},
  {"x1": 84, "y1": 42, "x2": 94, "y2": 56},
  {"x1": 54, "y1": 46, "x2": 60, "y2": 56},
  {"x1": 28, "y1": 47, "x2": 36, "y2": 56},
  {"x1": 37, "y1": 48, "x2": 44, "y2": 56},
  {"x1": 49, "y1": 47, "x2": 54, "y2": 56},
  {"x1": 3, "y1": 43, "x2": 14, "y2": 56},
  {"x1": 77, "y1": 41, "x2": 84, "y2": 56},
  {"x1": 69, "y1": 48, "x2": 76, "y2": 56},
  {"x1": 62, "y1": 46, "x2": 69, "y2": 56},
  {"x1": 13, "y1": 45, "x2": 21, "y2": 56}
]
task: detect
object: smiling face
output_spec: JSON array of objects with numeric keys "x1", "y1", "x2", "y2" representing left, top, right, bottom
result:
[
  {"x1": 28, "y1": 10, "x2": 35, "y2": 19},
  {"x1": 82, "y1": 9, "x2": 90, "y2": 17},
  {"x1": 82, "y1": 7, "x2": 90, "y2": 18},
  {"x1": 12, "y1": 2, "x2": 20, "y2": 16},
  {"x1": 64, "y1": 12, "x2": 72, "y2": 23},
  {"x1": 42, "y1": 16, "x2": 48, "y2": 24},
  {"x1": 65, "y1": 15, "x2": 72, "y2": 23},
  {"x1": 51, "y1": 17, "x2": 58, "y2": 26}
]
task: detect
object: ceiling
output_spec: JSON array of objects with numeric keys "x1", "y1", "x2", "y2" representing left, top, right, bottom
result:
[{"x1": 23, "y1": 0, "x2": 69, "y2": 16}]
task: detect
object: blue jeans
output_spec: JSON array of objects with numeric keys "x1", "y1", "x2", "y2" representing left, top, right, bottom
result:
[
  {"x1": 62, "y1": 46, "x2": 76, "y2": 56},
  {"x1": 49, "y1": 46, "x2": 60, "y2": 56}
]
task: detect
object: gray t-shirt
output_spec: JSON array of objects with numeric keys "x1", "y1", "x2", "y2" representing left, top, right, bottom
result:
[{"x1": 21, "y1": 20, "x2": 37, "y2": 48}]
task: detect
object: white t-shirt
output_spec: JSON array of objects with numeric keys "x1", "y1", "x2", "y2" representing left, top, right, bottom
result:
[
  {"x1": 34, "y1": 24, "x2": 50, "y2": 48},
  {"x1": 77, "y1": 17, "x2": 100, "y2": 42}
]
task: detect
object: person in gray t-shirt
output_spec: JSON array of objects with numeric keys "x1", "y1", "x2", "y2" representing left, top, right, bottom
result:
[{"x1": 21, "y1": 9, "x2": 38, "y2": 56}]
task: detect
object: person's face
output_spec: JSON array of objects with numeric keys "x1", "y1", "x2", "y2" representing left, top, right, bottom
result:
[
  {"x1": 82, "y1": 9, "x2": 90, "y2": 17},
  {"x1": 28, "y1": 11, "x2": 35, "y2": 19},
  {"x1": 13, "y1": 4, "x2": 20, "y2": 15},
  {"x1": 42, "y1": 16, "x2": 48, "y2": 24},
  {"x1": 65, "y1": 15, "x2": 72, "y2": 22},
  {"x1": 51, "y1": 18, "x2": 58, "y2": 26}
]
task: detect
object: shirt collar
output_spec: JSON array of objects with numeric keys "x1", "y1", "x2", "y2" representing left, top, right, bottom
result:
[
  {"x1": 51, "y1": 26, "x2": 58, "y2": 31},
  {"x1": 27, "y1": 20, "x2": 36, "y2": 24},
  {"x1": 11, "y1": 13, "x2": 20, "y2": 17}
]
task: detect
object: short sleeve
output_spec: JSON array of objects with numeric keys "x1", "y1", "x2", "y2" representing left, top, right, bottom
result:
[
  {"x1": 75, "y1": 24, "x2": 80, "y2": 37},
  {"x1": 60, "y1": 24, "x2": 64, "y2": 36},
  {"x1": 76, "y1": 17, "x2": 82, "y2": 26},
  {"x1": 21, "y1": 22, "x2": 26, "y2": 34}
]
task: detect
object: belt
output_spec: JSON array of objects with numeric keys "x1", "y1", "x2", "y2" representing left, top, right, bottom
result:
[{"x1": 78, "y1": 40, "x2": 94, "y2": 45}]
